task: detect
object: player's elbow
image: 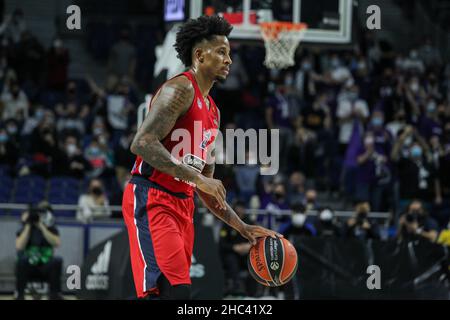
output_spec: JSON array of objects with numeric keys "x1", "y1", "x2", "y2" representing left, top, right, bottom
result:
[
  {"x1": 130, "y1": 136, "x2": 144, "y2": 155},
  {"x1": 130, "y1": 134, "x2": 154, "y2": 156},
  {"x1": 130, "y1": 140, "x2": 139, "y2": 155}
]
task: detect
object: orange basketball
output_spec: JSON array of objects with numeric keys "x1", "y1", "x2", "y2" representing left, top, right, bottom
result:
[{"x1": 247, "y1": 236, "x2": 298, "y2": 287}]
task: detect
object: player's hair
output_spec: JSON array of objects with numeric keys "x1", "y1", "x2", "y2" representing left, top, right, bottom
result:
[{"x1": 174, "y1": 15, "x2": 233, "y2": 67}]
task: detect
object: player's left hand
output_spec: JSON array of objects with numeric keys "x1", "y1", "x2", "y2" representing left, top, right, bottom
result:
[{"x1": 239, "y1": 224, "x2": 283, "y2": 246}]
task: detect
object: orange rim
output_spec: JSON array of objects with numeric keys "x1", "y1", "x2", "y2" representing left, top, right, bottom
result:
[{"x1": 260, "y1": 22, "x2": 307, "y2": 40}]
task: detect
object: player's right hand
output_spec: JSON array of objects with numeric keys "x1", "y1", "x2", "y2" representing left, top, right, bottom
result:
[{"x1": 196, "y1": 175, "x2": 227, "y2": 210}]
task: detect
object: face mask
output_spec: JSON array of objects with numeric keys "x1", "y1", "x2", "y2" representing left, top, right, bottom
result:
[
  {"x1": 285, "y1": 75, "x2": 293, "y2": 86},
  {"x1": 292, "y1": 214, "x2": 306, "y2": 227},
  {"x1": 98, "y1": 136, "x2": 108, "y2": 146},
  {"x1": 6, "y1": 126, "x2": 17, "y2": 135},
  {"x1": 404, "y1": 136, "x2": 413, "y2": 146},
  {"x1": 0, "y1": 134, "x2": 8, "y2": 143},
  {"x1": 357, "y1": 62, "x2": 366, "y2": 70},
  {"x1": 357, "y1": 211, "x2": 368, "y2": 220},
  {"x1": 90, "y1": 147, "x2": 100, "y2": 155},
  {"x1": 274, "y1": 192, "x2": 284, "y2": 200},
  {"x1": 320, "y1": 209, "x2": 333, "y2": 221},
  {"x1": 364, "y1": 136, "x2": 374, "y2": 146},
  {"x1": 35, "y1": 110, "x2": 44, "y2": 120},
  {"x1": 410, "y1": 83, "x2": 419, "y2": 93},
  {"x1": 347, "y1": 92, "x2": 358, "y2": 101},
  {"x1": 66, "y1": 144, "x2": 77, "y2": 156},
  {"x1": 93, "y1": 128, "x2": 104, "y2": 136},
  {"x1": 411, "y1": 146, "x2": 422, "y2": 158},
  {"x1": 427, "y1": 102, "x2": 436, "y2": 113},
  {"x1": 331, "y1": 58, "x2": 340, "y2": 68},
  {"x1": 302, "y1": 62, "x2": 312, "y2": 71},
  {"x1": 371, "y1": 117, "x2": 383, "y2": 127},
  {"x1": 91, "y1": 187, "x2": 103, "y2": 196}
]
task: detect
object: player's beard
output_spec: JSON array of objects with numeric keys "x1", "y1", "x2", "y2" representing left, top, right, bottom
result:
[{"x1": 215, "y1": 74, "x2": 227, "y2": 83}]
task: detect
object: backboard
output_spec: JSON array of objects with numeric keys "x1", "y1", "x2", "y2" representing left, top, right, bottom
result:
[{"x1": 190, "y1": 0, "x2": 353, "y2": 44}]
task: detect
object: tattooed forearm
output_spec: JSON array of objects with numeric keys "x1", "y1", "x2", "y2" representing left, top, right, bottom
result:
[
  {"x1": 196, "y1": 188, "x2": 246, "y2": 232},
  {"x1": 130, "y1": 78, "x2": 201, "y2": 184}
]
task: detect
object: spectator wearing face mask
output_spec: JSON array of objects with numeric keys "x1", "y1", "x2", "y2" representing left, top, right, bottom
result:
[
  {"x1": 293, "y1": 56, "x2": 317, "y2": 103},
  {"x1": 259, "y1": 182, "x2": 290, "y2": 231},
  {"x1": 29, "y1": 111, "x2": 59, "y2": 177},
  {"x1": 404, "y1": 77, "x2": 427, "y2": 118},
  {"x1": 356, "y1": 132, "x2": 391, "y2": 211},
  {"x1": 3, "y1": 118, "x2": 20, "y2": 146},
  {"x1": 403, "y1": 50, "x2": 425, "y2": 75},
  {"x1": 84, "y1": 137, "x2": 114, "y2": 179},
  {"x1": 391, "y1": 126, "x2": 441, "y2": 212},
  {"x1": 397, "y1": 200, "x2": 439, "y2": 242},
  {"x1": 314, "y1": 207, "x2": 342, "y2": 238},
  {"x1": 344, "y1": 201, "x2": 380, "y2": 240},
  {"x1": 418, "y1": 98, "x2": 442, "y2": 140},
  {"x1": 368, "y1": 110, "x2": 393, "y2": 155},
  {"x1": 106, "y1": 79, "x2": 134, "y2": 148},
  {"x1": 56, "y1": 102, "x2": 85, "y2": 138},
  {"x1": 282, "y1": 202, "x2": 316, "y2": 238},
  {"x1": 336, "y1": 83, "x2": 369, "y2": 154},
  {"x1": 287, "y1": 171, "x2": 306, "y2": 206},
  {"x1": 76, "y1": 178, "x2": 111, "y2": 223},
  {"x1": 53, "y1": 135, "x2": 91, "y2": 179},
  {"x1": 1, "y1": 79, "x2": 29, "y2": 121},
  {"x1": 386, "y1": 108, "x2": 407, "y2": 139},
  {"x1": 304, "y1": 189, "x2": 318, "y2": 212}
]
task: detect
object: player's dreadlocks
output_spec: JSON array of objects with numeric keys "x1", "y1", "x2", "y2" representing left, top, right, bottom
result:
[{"x1": 174, "y1": 15, "x2": 233, "y2": 67}]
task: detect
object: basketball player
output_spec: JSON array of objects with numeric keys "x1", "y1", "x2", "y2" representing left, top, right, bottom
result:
[{"x1": 122, "y1": 15, "x2": 282, "y2": 300}]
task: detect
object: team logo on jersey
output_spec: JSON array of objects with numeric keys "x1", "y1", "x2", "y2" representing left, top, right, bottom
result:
[
  {"x1": 197, "y1": 98, "x2": 202, "y2": 109},
  {"x1": 200, "y1": 129, "x2": 212, "y2": 150}
]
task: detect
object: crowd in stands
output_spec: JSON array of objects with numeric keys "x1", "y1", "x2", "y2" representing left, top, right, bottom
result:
[{"x1": 0, "y1": 9, "x2": 449, "y2": 242}]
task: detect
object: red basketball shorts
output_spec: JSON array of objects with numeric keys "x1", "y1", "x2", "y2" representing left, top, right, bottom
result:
[{"x1": 122, "y1": 176, "x2": 195, "y2": 298}]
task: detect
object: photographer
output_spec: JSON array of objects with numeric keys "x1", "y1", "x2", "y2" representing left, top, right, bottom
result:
[
  {"x1": 344, "y1": 201, "x2": 380, "y2": 240},
  {"x1": 15, "y1": 202, "x2": 62, "y2": 300},
  {"x1": 397, "y1": 200, "x2": 439, "y2": 242},
  {"x1": 314, "y1": 207, "x2": 342, "y2": 238}
]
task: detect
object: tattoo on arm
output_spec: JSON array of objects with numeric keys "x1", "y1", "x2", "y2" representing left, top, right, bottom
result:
[
  {"x1": 130, "y1": 78, "x2": 200, "y2": 183},
  {"x1": 196, "y1": 188, "x2": 245, "y2": 232}
]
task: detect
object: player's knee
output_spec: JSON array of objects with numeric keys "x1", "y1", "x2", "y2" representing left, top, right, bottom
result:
[{"x1": 171, "y1": 284, "x2": 191, "y2": 300}]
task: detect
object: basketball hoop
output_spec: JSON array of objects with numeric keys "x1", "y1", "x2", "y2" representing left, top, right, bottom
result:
[{"x1": 259, "y1": 22, "x2": 307, "y2": 69}]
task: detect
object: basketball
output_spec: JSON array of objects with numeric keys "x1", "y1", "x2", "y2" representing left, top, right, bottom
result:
[{"x1": 247, "y1": 237, "x2": 298, "y2": 287}]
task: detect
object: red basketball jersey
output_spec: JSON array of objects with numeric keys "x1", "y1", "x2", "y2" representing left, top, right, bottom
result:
[{"x1": 131, "y1": 71, "x2": 220, "y2": 197}]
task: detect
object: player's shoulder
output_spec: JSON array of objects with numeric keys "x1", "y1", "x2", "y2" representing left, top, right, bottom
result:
[{"x1": 163, "y1": 74, "x2": 195, "y2": 98}]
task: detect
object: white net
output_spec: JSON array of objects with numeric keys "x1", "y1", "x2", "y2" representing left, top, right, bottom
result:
[{"x1": 260, "y1": 23, "x2": 307, "y2": 69}]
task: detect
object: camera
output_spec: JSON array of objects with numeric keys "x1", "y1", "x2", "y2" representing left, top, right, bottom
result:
[
  {"x1": 356, "y1": 211, "x2": 368, "y2": 225},
  {"x1": 26, "y1": 208, "x2": 42, "y2": 224},
  {"x1": 405, "y1": 212, "x2": 418, "y2": 223}
]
